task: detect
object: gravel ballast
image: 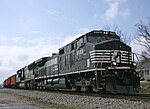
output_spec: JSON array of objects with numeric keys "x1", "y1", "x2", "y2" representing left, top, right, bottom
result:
[{"x1": 0, "y1": 89, "x2": 150, "y2": 109}]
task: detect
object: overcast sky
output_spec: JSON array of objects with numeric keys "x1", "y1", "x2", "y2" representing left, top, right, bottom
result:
[{"x1": 0, "y1": 0, "x2": 150, "y2": 83}]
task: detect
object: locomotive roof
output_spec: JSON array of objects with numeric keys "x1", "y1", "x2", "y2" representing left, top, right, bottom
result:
[
  {"x1": 28, "y1": 57, "x2": 50, "y2": 69},
  {"x1": 85, "y1": 30, "x2": 117, "y2": 36},
  {"x1": 59, "y1": 30, "x2": 119, "y2": 50},
  {"x1": 34, "y1": 57, "x2": 50, "y2": 64}
]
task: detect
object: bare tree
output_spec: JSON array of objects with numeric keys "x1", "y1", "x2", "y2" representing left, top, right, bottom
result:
[
  {"x1": 113, "y1": 25, "x2": 131, "y2": 44},
  {"x1": 135, "y1": 18, "x2": 150, "y2": 58}
]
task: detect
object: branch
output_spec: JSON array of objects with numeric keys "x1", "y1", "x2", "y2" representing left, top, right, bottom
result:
[{"x1": 135, "y1": 20, "x2": 150, "y2": 51}]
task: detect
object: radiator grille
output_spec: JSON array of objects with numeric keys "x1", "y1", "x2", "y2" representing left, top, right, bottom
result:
[{"x1": 90, "y1": 50, "x2": 132, "y2": 64}]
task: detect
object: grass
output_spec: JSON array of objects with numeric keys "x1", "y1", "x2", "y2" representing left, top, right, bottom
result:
[{"x1": 140, "y1": 81, "x2": 150, "y2": 94}]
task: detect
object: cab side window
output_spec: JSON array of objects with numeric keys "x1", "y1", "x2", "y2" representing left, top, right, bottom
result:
[{"x1": 77, "y1": 37, "x2": 84, "y2": 49}]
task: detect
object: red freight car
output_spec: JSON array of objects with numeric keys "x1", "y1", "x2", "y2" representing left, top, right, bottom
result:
[
  {"x1": 3, "y1": 80, "x2": 6, "y2": 88},
  {"x1": 3, "y1": 74, "x2": 16, "y2": 88},
  {"x1": 10, "y1": 74, "x2": 16, "y2": 87}
]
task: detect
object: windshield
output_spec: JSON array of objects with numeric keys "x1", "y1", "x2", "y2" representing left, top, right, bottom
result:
[{"x1": 87, "y1": 35, "x2": 119, "y2": 43}]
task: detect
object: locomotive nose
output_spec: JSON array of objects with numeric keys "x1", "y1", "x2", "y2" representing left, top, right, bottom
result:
[{"x1": 95, "y1": 40, "x2": 131, "y2": 51}]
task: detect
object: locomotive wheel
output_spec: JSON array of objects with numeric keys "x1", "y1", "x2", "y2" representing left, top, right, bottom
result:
[
  {"x1": 86, "y1": 86, "x2": 93, "y2": 93},
  {"x1": 75, "y1": 86, "x2": 81, "y2": 92}
]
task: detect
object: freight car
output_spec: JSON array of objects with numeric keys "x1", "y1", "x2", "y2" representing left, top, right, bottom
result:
[
  {"x1": 3, "y1": 30, "x2": 141, "y2": 94},
  {"x1": 3, "y1": 74, "x2": 16, "y2": 88}
]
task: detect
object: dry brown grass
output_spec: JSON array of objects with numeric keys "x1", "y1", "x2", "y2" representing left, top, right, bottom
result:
[{"x1": 140, "y1": 81, "x2": 150, "y2": 94}]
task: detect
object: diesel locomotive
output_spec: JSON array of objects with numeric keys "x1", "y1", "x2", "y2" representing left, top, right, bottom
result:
[{"x1": 4, "y1": 30, "x2": 141, "y2": 94}]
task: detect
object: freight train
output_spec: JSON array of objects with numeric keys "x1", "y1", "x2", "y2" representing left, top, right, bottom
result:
[{"x1": 3, "y1": 30, "x2": 141, "y2": 94}]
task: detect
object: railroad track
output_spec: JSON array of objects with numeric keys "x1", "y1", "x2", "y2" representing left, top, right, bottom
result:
[
  {"x1": 99, "y1": 93, "x2": 150, "y2": 102},
  {"x1": 123, "y1": 94, "x2": 150, "y2": 101},
  {"x1": 45, "y1": 89, "x2": 150, "y2": 102}
]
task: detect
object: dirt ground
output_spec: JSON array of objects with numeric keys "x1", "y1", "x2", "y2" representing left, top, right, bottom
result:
[{"x1": 0, "y1": 89, "x2": 41, "y2": 109}]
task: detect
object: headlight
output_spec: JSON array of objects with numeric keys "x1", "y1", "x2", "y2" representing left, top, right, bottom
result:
[
  {"x1": 133, "y1": 62, "x2": 136, "y2": 66},
  {"x1": 112, "y1": 61, "x2": 117, "y2": 66},
  {"x1": 114, "y1": 71, "x2": 118, "y2": 75}
]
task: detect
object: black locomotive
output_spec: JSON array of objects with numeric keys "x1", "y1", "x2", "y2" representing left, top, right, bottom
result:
[{"x1": 9, "y1": 30, "x2": 141, "y2": 94}]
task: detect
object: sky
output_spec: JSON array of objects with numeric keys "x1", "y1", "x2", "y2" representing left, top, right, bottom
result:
[{"x1": 0, "y1": 0, "x2": 150, "y2": 83}]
